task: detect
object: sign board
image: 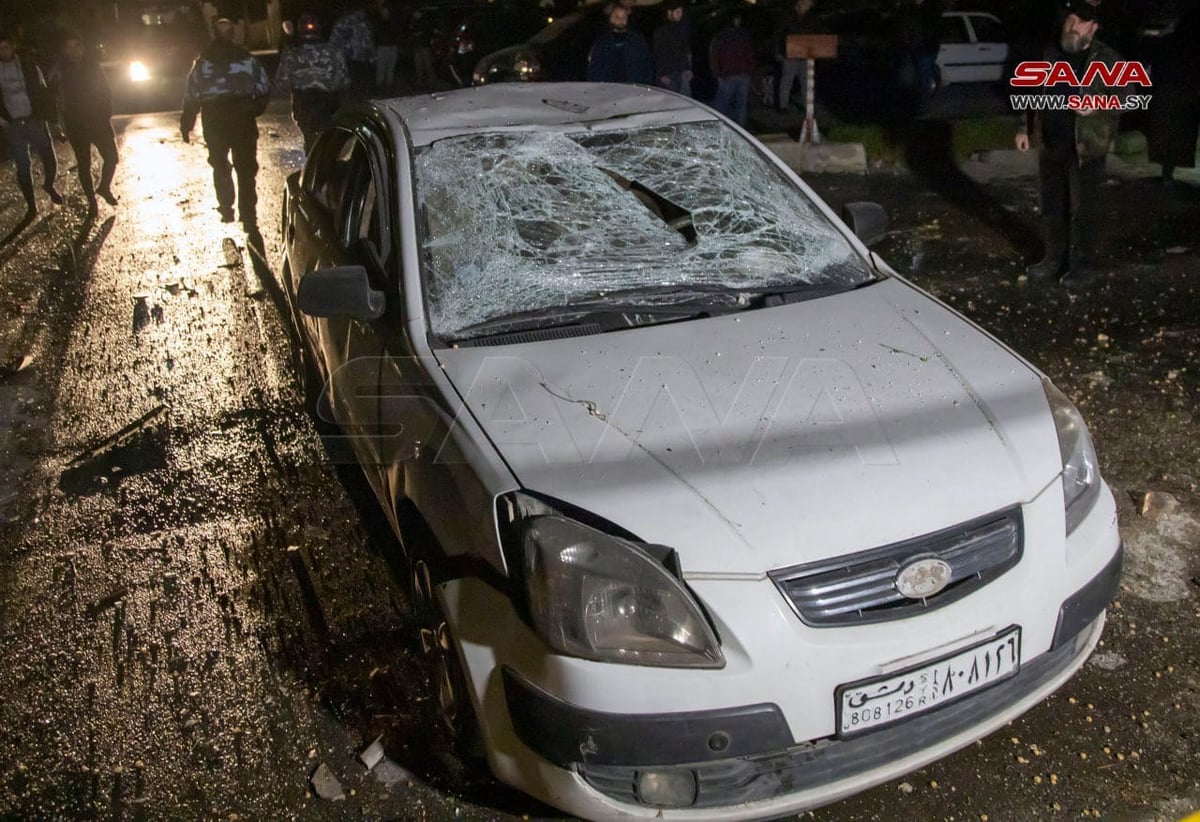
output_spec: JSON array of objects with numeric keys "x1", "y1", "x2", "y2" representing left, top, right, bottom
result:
[{"x1": 786, "y1": 34, "x2": 838, "y2": 60}]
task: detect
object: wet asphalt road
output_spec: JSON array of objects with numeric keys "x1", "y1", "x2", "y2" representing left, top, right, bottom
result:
[{"x1": 0, "y1": 105, "x2": 1197, "y2": 821}]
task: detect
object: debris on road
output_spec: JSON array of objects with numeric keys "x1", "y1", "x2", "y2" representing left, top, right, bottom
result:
[
  {"x1": 1140, "y1": 491, "x2": 1179, "y2": 520},
  {"x1": 359, "y1": 736, "x2": 385, "y2": 771},
  {"x1": 310, "y1": 763, "x2": 345, "y2": 801}
]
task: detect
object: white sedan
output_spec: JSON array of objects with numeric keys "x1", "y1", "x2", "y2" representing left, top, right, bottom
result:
[
  {"x1": 938, "y1": 11, "x2": 1010, "y2": 85},
  {"x1": 280, "y1": 82, "x2": 1121, "y2": 819}
]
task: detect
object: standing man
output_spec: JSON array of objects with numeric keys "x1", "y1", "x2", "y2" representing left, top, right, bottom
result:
[
  {"x1": 775, "y1": 0, "x2": 813, "y2": 112},
  {"x1": 53, "y1": 34, "x2": 118, "y2": 218},
  {"x1": 653, "y1": 0, "x2": 692, "y2": 96},
  {"x1": 710, "y1": 12, "x2": 755, "y2": 127},
  {"x1": 0, "y1": 32, "x2": 62, "y2": 221},
  {"x1": 181, "y1": 18, "x2": 271, "y2": 229},
  {"x1": 371, "y1": 1, "x2": 402, "y2": 91},
  {"x1": 587, "y1": 2, "x2": 654, "y2": 85},
  {"x1": 275, "y1": 14, "x2": 350, "y2": 152},
  {"x1": 330, "y1": 3, "x2": 376, "y2": 94},
  {"x1": 899, "y1": 0, "x2": 943, "y2": 115},
  {"x1": 1015, "y1": 0, "x2": 1123, "y2": 289}
]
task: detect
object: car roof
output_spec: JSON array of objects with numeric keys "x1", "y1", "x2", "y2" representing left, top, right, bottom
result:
[{"x1": 378, "y1": 82, "x2": 714, "y2": 147}]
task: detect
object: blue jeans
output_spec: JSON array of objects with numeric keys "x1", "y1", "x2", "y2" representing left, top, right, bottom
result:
[
  {"x1": 3, "y1": 118, "x2": 57, "y2": 206},
  {"x1": 714, "y1": 74, "x2": 750, "y2": 126}
]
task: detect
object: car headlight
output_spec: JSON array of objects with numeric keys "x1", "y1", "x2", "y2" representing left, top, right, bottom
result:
[
  {"x1": 519, "y1": 513, "x2": 723, "y2": 668},
  {"x1": 129, "y1": 60, "x2": 151, "y2": 82},
  {"x1": 1042, "y1": 379, "x2": 1101, "y2": 534}
]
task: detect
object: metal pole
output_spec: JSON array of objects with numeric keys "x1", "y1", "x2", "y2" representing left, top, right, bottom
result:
[{"x1": 802, "y1": 57, "x2": 821, "y2": 144}]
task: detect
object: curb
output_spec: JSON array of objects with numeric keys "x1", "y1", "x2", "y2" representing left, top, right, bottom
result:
[{"x1": 760, "y1": 137, "x2": 869, "y2": 175}]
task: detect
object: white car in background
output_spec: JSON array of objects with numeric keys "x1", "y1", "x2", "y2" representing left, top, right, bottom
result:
[
  {"x1": 280, "y1": 83, "x2": 1122, "y2": 819},
  {"x1": 938, "y1": 11, "x2": 1010, "y2": 85}
]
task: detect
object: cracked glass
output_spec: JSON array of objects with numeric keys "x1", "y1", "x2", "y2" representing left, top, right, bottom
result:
[{"x1": 415, "y1": 121, "x2": 872, "y2": 338}]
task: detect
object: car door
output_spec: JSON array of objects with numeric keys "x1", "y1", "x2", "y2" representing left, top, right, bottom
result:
[
  {"x1": 964, "y1": 13, "x2": 1008, "y2": 83},
  {"x1": 291, "y1": 125, "x2": 393, "y2": 488},
  {"x1": 937, "y1": 13, "x2": 974, "y2": 85}
]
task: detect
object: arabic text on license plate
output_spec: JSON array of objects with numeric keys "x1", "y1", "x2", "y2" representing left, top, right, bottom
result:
[{"x1": 837, "y1": 626, "x2": 1021, "y2": 736}]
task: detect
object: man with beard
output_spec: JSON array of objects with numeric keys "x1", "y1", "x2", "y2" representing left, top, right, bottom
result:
[
  {"x1": 587, "y1": 2, "x2": 654, "y2": 85},
  {"x1": 181, "y1": 18, "x2": 271, "y2": 229},
  {"x1": 1015, "y1": 0, "x2": 1123, "y2": 289}
]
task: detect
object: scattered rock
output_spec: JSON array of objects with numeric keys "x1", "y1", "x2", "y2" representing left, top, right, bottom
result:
[
  {"x1": 1140, "y1": 491, "x2": 1179, "y2": 520},
  {"x1": 310, "y1": 763, "x2": 345, "y2": 801},
  {"x1": 898, "y1": 782, "x2": 914, "y2": 794},
  {"x1": 359, "y1": 736, "x2": 385, "y2": 771}
]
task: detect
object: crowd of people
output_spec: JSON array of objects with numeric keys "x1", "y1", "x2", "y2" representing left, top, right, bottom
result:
[{"x1": 0, "y1": 0, "x2": 1197, "y2": 250}]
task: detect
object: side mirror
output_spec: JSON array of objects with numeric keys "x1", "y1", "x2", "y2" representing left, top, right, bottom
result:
[
  {"x1": 297, "y1": 265, "x2": 385, "y2": 321},
  {"x1": 841, "y1": 201, "x2": 889, "y2": 246}
]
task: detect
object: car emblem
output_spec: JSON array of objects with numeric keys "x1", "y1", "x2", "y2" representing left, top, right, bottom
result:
[{"x1": 894, "y1": 556, "x2": 954, "y2": 599}]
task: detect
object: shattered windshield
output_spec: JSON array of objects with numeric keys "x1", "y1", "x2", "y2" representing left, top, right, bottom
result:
[{"x1": 415, "y1": 121, "x2": 873, "y2": 338}]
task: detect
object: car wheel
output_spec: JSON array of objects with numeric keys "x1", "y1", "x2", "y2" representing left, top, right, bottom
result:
[{"x1": 410, "y1": 558, "x2": 485, "y2": 761}]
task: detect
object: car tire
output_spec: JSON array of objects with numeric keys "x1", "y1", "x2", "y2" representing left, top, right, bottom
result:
[{"x1": 410, "y1": 555, "x2": 486, "y2": 763}]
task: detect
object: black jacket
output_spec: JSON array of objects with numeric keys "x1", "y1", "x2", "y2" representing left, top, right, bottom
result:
[
  {"x1": 0, "y1": 56, "x2": 57, "y2": 122},
  {"x1": 54, "y1": 57, "x2": 113, "y2": 131}
]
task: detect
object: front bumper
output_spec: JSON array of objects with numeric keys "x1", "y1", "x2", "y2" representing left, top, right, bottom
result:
[{"x1": 504, "y1": 547, "x2": 1120, "y2": 811}]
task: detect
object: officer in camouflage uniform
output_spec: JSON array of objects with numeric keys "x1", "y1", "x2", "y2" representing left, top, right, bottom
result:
[
  {"x1": 181, "y1": 18, "x2": 271, "y2": 228},
  {"x1": 275, "y1": 14, "x2": 349, "y2": 152},
  {"x1": 329, "y1": 4, "x2": 376, "y2": 93}
]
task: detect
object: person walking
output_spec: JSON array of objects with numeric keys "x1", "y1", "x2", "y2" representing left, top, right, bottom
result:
[
  {"x1": 180, "y1": 18, "x2": 271, "y2": 229},
  {"x1": 587, "y1": 2, "x2": 654, "y2": 85},
  {"x1": 710, "y1": 12, "x2": 756, "y2": 127},
  {"x1": 775, "y1": 0, "x2": 813, "y2": 112},
  {"x1": 1015, "y1": 0, "x2": 1123, "y2": 289},
  {"x1": 52, "y1": 34, "x2": 118, "y2": 218},
  {"x1": 653, "y1": 0, "x2": 692, "y2": 96},
  {"x1": 0, "y1": 32, "x2": 62, "y2": 222},
  {"x1": 275, "y1": 14, "x2": 350, "y2": 152}
]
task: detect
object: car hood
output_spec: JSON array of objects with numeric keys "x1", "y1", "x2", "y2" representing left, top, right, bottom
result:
[{"x1": 435, "y1": 279, "x2": 1063, "y2": 576}]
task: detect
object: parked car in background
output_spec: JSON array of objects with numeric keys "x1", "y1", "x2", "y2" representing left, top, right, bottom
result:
[
  {"x1": 937, "y1": 11, "x2": 1010, "y2": 86},
  {"x1": 472, "y1": 2, "x2": 662, "y2": 85},
  {"x1": 433, "y1": 2, "x2": 552, "y2": 86},
  {"x1": 280, "y1": 82, "x2": 1122, "y2": 820}
]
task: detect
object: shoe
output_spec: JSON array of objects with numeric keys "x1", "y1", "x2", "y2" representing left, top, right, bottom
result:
[
  {"x1": 1027, "y1": 218, "x2": 1067, "y2": 280},
  {"x1": 96, "y1": 187, "x2": 119, "y2": 206},
  {"x1": 218, "y1": 206, "x2": 235, "y2": 223},
  {"x1": 44, "y1": 185, "x2": 64, "y2": 205}
]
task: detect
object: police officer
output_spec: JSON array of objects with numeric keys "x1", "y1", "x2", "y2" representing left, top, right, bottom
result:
[
  {"x1": 275, "y1": 14, "x2": 349, "y2": 152},
  {"x1": 181, "y1": 18, "x2": 271, "y2": 229}
]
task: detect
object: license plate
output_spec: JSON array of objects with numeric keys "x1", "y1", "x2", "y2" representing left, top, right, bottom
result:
[{"x1": 836, "y1": 626, "x2": 1021, "y2": 737}]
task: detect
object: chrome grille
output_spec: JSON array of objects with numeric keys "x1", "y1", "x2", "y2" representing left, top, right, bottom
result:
[{"x1": 771, "y1": 508, "x2": 1023, "y2": 626}]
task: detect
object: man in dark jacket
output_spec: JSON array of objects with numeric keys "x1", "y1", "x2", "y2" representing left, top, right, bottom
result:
[
  {"x1": 710, "y1": 12, "x2": 756, "y2": 126},
  {"x1": 1015, "y1": 0, "x2": 1124, "y2": 288},
  {"x1": 0, "y1": 32, "x2": 62, "y2": 221},
  {"x1": 587, "y1": 2, "x2": 654, "y2": 85},
  {"x1": 775, "y1": 0, "x2": 813, "y2": 112},
  {"x1": 653, "y1": 0, "x2": 692, "y2": 96},
  {"x1": 275, "y1": 14, "x2": 350, "y2": 152},
  {"x1": 181, "y1": 18, "x2": 271, "y2": 228},
  {"x1": 53, "y1": 34, "x2": 117, "y2": 218}
]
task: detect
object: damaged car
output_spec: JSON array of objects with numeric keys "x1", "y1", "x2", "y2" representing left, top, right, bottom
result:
[{"x1": 279, "y1": 83, "x2": 1122, "y2": 819}]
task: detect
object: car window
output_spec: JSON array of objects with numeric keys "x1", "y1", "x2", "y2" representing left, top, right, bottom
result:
[
  {"x1": 414, "y1": 121, "x2": 874, "y2": 338},
  {"x1": 304, "y1": 130, "x2": 356, "y2": 226},
  {"x1": 967, "y1": 15, "x2": 1004, "y2": 44},
  {"x1": 939, "y1": 15, "x2": 970, "y2": 44}
]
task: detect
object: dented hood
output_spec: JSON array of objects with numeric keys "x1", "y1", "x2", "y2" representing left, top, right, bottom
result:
[{"x1": 435, "y1": 279, "x2": 1063, "y2": 576}]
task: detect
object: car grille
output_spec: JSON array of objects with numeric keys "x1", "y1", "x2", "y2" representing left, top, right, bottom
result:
[{"x1": 770, "y1": 507, "x2": 1023, "y2": 627}]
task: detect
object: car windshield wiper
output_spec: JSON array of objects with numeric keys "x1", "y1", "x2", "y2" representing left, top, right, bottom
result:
[
  {"x1": 757, "y1": 278, "x2": 881, "y2": 306},
  {"x1": 443, "y1": 301, "x2": 718, "y2": 343}
]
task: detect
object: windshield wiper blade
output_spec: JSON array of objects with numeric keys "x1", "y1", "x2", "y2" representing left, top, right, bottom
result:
[
  {"x1": 759, "y1": 278, "x2": 881, "y2": 306},
  {"x1": 444, "y1": 303, "x2": 714, "y2": 343}
]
